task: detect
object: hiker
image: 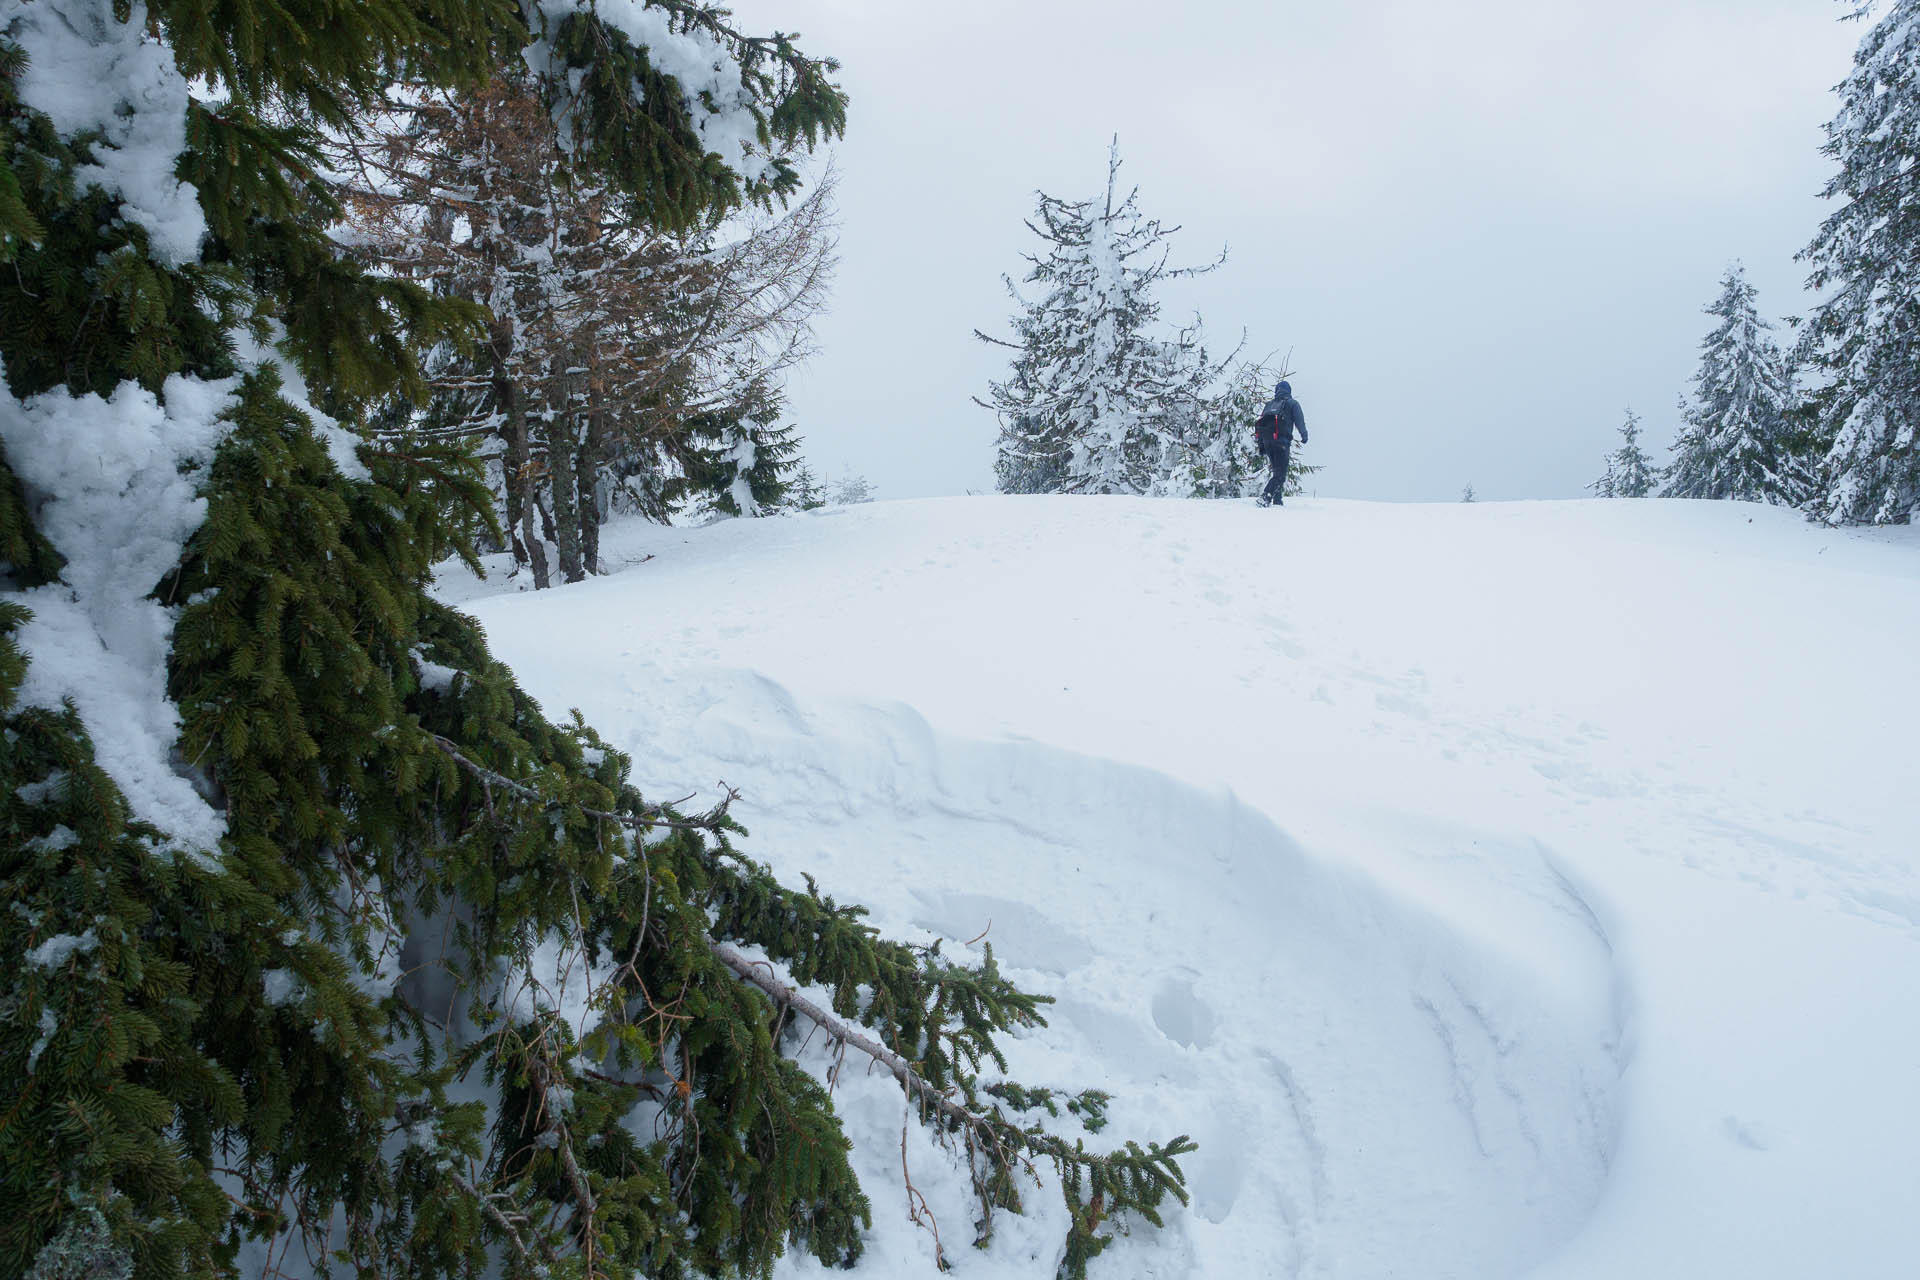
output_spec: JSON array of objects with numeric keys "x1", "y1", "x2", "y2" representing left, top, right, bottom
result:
[{"x1": 1255, "y1": 381, "x2": 1309, "y2": 506}]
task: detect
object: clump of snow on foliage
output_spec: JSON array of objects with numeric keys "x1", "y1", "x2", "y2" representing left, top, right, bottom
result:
[
  {"x1": 261, "y1": 968, "x2": 303, "y2": 1008},
  {"x1": 0, "y1": 356, "x2": 236, "y2": 853},
  {"x1": 232, "y1": 327, "x2": 372, "y2": 483},
  {"x1": 28, "y1": 825, "x2": 79, "y2": 852},
  {"x1": 412, "y1": 648, "x2": 462, "y2": 694},
  {"x1": 4, "y1": 0, "x2": 207, "y2": 265},
  {"x1": 13, "y1": 771, "x2": 67, "y2": 807},
  {"x1": 521, "y1": 0, "x2": 773, "y2": 183},
  {"x1": 26, "y1": 1007, "x2": 59, "y2": 1073},
  {"x1": 26, "y1": 928, "x2": 99, "y2": 970},
  {"x1": 726, "y1": 430, "x2": 758, "y2": 516}
]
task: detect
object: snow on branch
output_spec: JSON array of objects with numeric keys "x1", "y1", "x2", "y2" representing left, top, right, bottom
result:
[{"x1": 6, "y1": 0, "x2": 207, "y2": 264}]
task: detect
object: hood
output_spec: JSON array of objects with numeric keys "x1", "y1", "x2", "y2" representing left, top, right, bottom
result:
[{"x1": 1274, "y1": 381, "x2": 1292, "y2": 399}]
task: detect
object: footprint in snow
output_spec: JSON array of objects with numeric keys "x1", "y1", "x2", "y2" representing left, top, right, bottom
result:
[
  {"x1": 1151, "y1": 974, "x2": 1217, "y2": 1050},
  {"x1": 1721, "y1": 1116, "x2": 1775, "y2": 1151}
]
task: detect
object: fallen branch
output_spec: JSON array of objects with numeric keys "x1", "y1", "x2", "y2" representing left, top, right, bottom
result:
[
  {"x1": 708, "y1": 941, "x2": 993, "y2": 1142},
  {"x1": 449, "y1": 1169, "x2": 549, "y2": 1267},
  {"x1": 428, "y1": 733, "x2": 738, "y2": 834},
  {"x1": 709, "y1": 938, "x2": 1195, "y2": 1276},
  {"x1": 902, "y1": 1112, "x2": 949, "y2": 1271},
  {"x1": 421, "y1": 733, "x2": 1193, "y2": 1278}
]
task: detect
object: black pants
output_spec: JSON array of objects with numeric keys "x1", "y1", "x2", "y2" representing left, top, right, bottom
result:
[{"x1": 1262, "y1": 444, "x2": 1292, "y2": 503}]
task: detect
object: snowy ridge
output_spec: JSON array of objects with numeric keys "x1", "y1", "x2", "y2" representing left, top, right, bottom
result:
[{"x1": 457, "y1": 496, "x2": 1920, "y2": 1278}]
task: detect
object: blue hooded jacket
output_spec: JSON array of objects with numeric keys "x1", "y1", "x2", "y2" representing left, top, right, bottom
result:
[{"x1": 1256, "y1": 381, "x2": 1308, "y2": 448}]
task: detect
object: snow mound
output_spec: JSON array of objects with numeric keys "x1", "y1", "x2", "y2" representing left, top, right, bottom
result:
[
  {"x1": 463, "y1": 495, "x2": 1920, "y2": 1279},
  {"x1": 614, "y1": 672, "x2": 1623, "y2": 1276}
]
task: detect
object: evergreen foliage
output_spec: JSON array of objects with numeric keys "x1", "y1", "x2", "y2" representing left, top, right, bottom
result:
[
  {"x1": 679, "y1": 404, "x2": 805, "y2": 519},
  {"x1": 781, "y1": 461, "x2": 827, "y2": 512},
  {"x1": 1662, "y1": 266, "x2": 1811, "y2": 505},
  {"x1": 333, "y1": 72, "x2": 836, "y2": 585},
  {"x1": 522, "y1": 0, "x2": 847, "y2": 227},
  {"x1": 2, "y1": 6, "x2": 1190, "y2": 1280},
  {"x1": 825, "y1": 468, "x2": 877, "y2": 505},
  {"x1": 977, "y1": 142, "x2": 1233, "y2": 496},
  {"x1": 1798, "y1": 0, "x2": 1920, "y2": 524},
  {"x1": 1592, "y1": 410, "x2": 1660, "y2": 498}
]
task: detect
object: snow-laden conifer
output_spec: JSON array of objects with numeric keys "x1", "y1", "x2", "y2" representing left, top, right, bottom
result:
[
  {"x1": 1, "y1": 5, "x2": 1190, "y2": 1277},
  {"x1": 978, "y1": 142, "x2": 1228, "y2": 496},
  {"x1": 1593, "y1": 410, "x2": 1660, "y2": 498},
  {"x1": 827, "y1": 467, "x2": 877, "y2": 505},
  {"x1": 783, "y1": 460, "x2": 827, "y2": 510},
  {"x1": 1799, "y1": 0, "x2": 1920, "y2": 524},
  {"x1": 1663, "y1": 265, "x2": 1810, "y2": 505}
]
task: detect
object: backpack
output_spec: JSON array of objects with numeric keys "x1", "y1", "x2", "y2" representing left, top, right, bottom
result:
[{"x1": 1254, "y1": 404, "x2": 1286, "y2": 451}]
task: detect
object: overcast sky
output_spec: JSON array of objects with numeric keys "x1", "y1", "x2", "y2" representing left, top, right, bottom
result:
[{"x1": 733, "y1": 0, "x2": 1867, "y2": 503}]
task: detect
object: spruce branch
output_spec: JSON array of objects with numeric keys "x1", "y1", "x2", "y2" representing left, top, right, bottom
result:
[
  {"x1": 709, "y1": 941, "x2": 1195, "y2": 1279},
  {"x1": 901, "y1": 1112, "x2": 950, "y2": 1272},
  {"x1": 711, "y1": 940, "x2": 992, "y2": 1137},
  {"x1": 447, "y1": 1170, "x2": 550, "y2": 1269},
  {"x1": 427, "y1": 732, "x2": 738, "y2": 833}
]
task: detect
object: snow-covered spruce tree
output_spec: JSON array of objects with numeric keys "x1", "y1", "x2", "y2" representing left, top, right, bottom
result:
[
  {"x1": 673, "y1": 397, "x2": 805, "y2": 520},
  {"x1": 1662, "y1": 265, "x2": 1811, "y2": 504},
  {"x1": 781, "y1": 459, "x2": 827, "y2": 511},
  {"x1": 977, "y1": 142, "x2": 1228, "y2": 495},
  {"x1": 0, "y1": 5, "x2": 1190, "y2": 1280},
  {"x1": 1798, "y1": 0, "x2": 1920, "y2": 524},
  {"x1": 827, "y1": 467, "x2": 877, "y2": 505},
  {"x1": 1593, "y1": 410, "x2": 1660, "y2": 497}
]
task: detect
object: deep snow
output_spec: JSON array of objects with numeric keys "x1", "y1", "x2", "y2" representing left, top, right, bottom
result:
[{"x1": 445, "y1": 496, "x2": 1920, "y2": 1279}]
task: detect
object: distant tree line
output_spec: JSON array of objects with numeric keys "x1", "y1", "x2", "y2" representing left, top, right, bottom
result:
[{"x1": 1594, "y1": 0, "x2": 1920, "y2": 525}]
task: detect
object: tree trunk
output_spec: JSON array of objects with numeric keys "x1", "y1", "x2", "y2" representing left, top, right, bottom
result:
[
  {"x1": 503, "y1": 416, "x2": 528, "y2": 568},
  {"x1": 521, "y1": 444, "x2": 551, "y2": 591},
  {"x1": 536, "y1": 484, "x2": 559, "y2": 550},
  {"x1": 495, "y1": 352, "x2": 550, "y2": 591},
  {"x1": 580, "y1": 407, "x2": 607, "y2": 576},
  {"x1": 545, "y1": 418, "x2": 584, "y2": 584},
  {"x1": 545, "y1": 358, "x2": 585, "y2": 584},
  {"x1": 510, "y1": 410, "x2": 551, "y2": 591}
]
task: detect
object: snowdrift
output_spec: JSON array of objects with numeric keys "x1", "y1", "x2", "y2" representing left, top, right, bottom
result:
[{"x1": 448, "y1": 496, "x2": 1920, "y2": 1279}]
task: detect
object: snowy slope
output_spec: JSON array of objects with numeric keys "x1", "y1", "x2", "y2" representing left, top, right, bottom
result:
[{"x1": 446, "y1": 497, "x2": 1920, "y2": 1280}]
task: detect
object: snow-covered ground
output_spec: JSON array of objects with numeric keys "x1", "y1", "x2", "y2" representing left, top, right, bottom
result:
[{"x1": 444, "y1": 496, "x2": 1920, "y2": 1280}]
